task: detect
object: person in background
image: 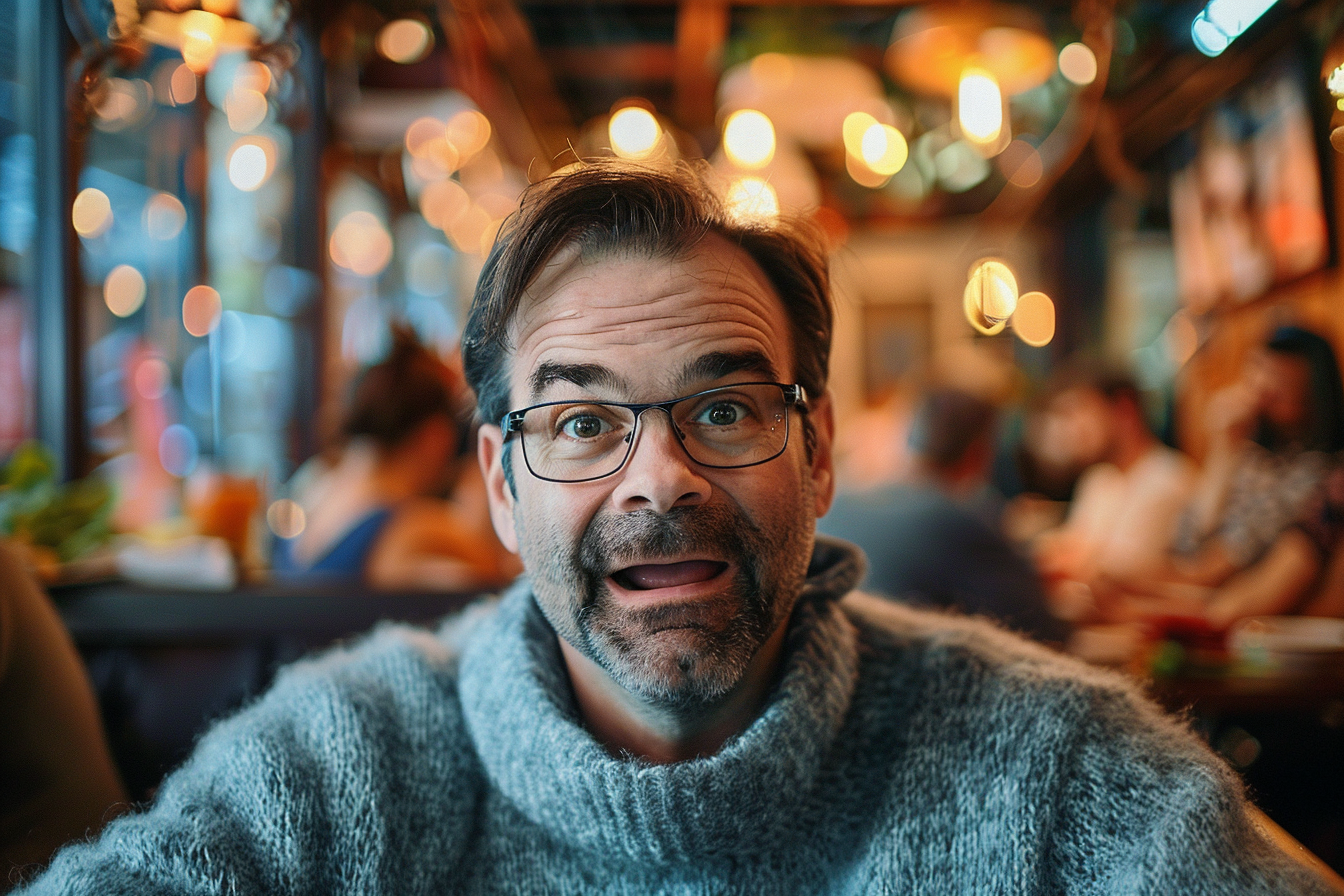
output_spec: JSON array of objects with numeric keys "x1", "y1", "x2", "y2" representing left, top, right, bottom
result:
[
  {"x1": 821, "y1": 385, "x2": 1067, "y2": 644},
  {"x1": 16, "y1": 162, "x2": 1337, "y2": 894},
  {"x1": 1030, "y1": 364, "x2": 1197, "y2": 621},
  {"x1": 0, "y1": 538, "x2": 125, "y2": 892},
  {"x1": 272, "y1": 324, "x2": 518, "y2": 591}
]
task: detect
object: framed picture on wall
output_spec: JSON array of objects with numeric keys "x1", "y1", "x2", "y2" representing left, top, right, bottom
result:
[{"x1": 861, "y1": 301, "x2": 931, "y2": 400}]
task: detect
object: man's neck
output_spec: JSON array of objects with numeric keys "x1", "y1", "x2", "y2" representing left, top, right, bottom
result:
[{"x1": 558, "y1": 623, "x2": 789, "y2": 764}]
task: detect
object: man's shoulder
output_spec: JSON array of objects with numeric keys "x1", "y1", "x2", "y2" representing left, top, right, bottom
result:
[{"x1": 838, "y1": 590, "x2": 1146, "y2": 713}]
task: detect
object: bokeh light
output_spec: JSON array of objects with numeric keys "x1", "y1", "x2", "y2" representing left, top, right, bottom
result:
[
  {"x1": 180, "y1": 10, "x2": 224, "y2": 74},
  {"x1": 159, "y1": 424, "x2": 199, "y2": 478},
  {"x1": 842, "y1": 111, "x2": 879, "y2": 159},
  {"x1": 420, "y1": 178, "x2": 471, "y2": 231},
  {"x1": 998, "y1": 140, "x2": 1043, "y2": 188},
  {"x1": 170, "y1": 63, "x2": 198, "y2": 105},
  {"x1": 446, "y1": 110, "x2": 491, "y2": 160},
  {"x1": 722, "y1": 110, "x2": 776, "y2": 169},
  {"x1": 376, "y1": 18, "x2": 434, "y2": 64},
  {"x1": 963, "y1": 258, "x2": 1018, "y2": 335},
  {"x1": 72, "y1": 187, "x2": 113, "y2": 238},
  {"x1": 105, "y1": 265, "x2": 147, "y2": 317},
  {"x1": 1058, "y1": 42, "x2": 1098, "y2": 86},
  {"x1": 725, "y1": 177, "x2": 779, "y2": 223},
  {"x1": 267, "y1": 498, "x2": 306, "y2": 539},
  {"x1": 958, "y1": 68, "x2": 1003, "y2": 146},
  {"x1": 1012, "y1": 291, "x2": 1055, "y2": 347},
  {"x1": 182, "y1": 284, "x2": 222, "y2": 337},
  {"x1": 225, "y1": 88, "x2": 268, "y2": 132},
  {"x1": 145, "y1": 192, "x2": 187, "y2": 240},
  {"x1": 609, "y1": 107, "x2": 661, "y2": 160},
  {"x1": 227, "y1": 138, "x2": 274, "y2": 191},
  {"x1": 860, "y1": 123, "x2": 908, "y2": 177},
  {"x1": 329, "y1": 211, "x2": 394, "y2": 276}
]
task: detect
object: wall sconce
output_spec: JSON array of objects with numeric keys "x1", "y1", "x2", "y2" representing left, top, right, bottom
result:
[{"x1": 885, "y1": 3, "x2": 1056, "y2": 157}]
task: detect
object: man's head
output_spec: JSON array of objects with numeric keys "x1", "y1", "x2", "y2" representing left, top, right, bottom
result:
[{"x1": 462, "y1": 161, "x2": 835, "y2": 712}]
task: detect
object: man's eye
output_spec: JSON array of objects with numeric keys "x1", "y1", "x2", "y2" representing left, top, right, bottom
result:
[
  {"x1": 697, "y1": 401, "x2": 746, "y2": 426},
  {"x1": 559, "y1": 414, "x2": 610, "y2": 439}
]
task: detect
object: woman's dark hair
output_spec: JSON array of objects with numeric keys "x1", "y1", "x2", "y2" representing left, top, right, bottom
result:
[
  {"x1": 341, "y1": 324, "x2": 462, "y2": 451},
  {"x1": 460, "y1": 160, "x2": 833, "y2": 428},
  {"x1": 1256, "y1": 325, "x2": 1344, "y2": 453}
]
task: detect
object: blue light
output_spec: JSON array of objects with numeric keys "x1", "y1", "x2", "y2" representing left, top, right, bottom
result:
[{"x1": 1191, "y1": 0, "x2": 1278, "y2": 57}]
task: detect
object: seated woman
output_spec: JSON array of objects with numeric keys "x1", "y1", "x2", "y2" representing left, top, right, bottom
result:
[
  {"x1": 1100, "y1": 326, "x2": 1344, "y2": 628},
  {"x1": 273, "y1": 325, "x2": 518, "y2": 591}
]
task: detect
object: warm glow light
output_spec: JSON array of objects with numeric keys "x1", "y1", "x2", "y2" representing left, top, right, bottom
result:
[
  {"x1": 95, "y1": 78, "x2": 149, "y2": 128},
  {"x1": 376, "y1": 19, "x2": 434, "y2": 64},
  {"x1": 845, "y1": 151, "x2": 891, "y2": 189},
  {"x1": 860, "y1": 123, "x2": 908, "y2": 176},
  {"x1": 963, "y1": 259, "x2": 1018, "y2": 335},
  {"x1": 725, "y1": 177, "x2": 779, "y2": 223},
  {"x1": 958, "y1": 68, "x2": 1003, "y2": 145},
  {"x1": 420, "y1": 178, "x2": 471, "y2": 231},
  {"x1": 1329, "y1": 64, "x2": 1344, "y2": 97},
  {"x1": 446, "y1": 206, "x2": 492, "y2": 255},
  {"x1": 182, "y1": 285, "x2": 222, "y2": 337},
  {"x1": 1058, "y1": 42, "x2": 1097, "y2": 86},
  {"x1": 329, "y1": 211, "x2": 394, "y2": 276},
  {"x1": 145, "y1": 193, "x2": 187, "y2": 240},
  {"x1": 722, "y1": 110, "x2": 776, "y2": 169},
  {"x1": 225, "y1": 88, "x2": 268, "y2": 132},
  {"x1": 227, "y1": 138, "x2": 273, "y2": 191},
  {"x1": 998, "y1": 140, "x2": 1043, "y2": 188},
  {"x1": 267, "y1": 498, "x2": 306, "y2": 539},
  {"x1": 180, "y1": 10, "x2": 224, "y2": 73},
  {"x1": 749, "y1": 53, "x2": 795, "y2": 89},
  {"x1": 406, "y1": 117, "x2": 446, "y2": 156},
  {"x1": 842, "y1": 111, "x2": 879, "y2": 160},
  {"x1": 1012, "y1": 291, "x2": 1055, "y2": 347},
  {"x1": 406, "y1": 117, "x2": 460, "y2": 178},
  {"x1": 170, "y1": 64, "x2": 197, "y2": 104},
  {"x1": 446, "y1": 110, "x2": 491, "y2": 160},
  {"x1": 608, "y1": 107, "x2": 661, "y2": 160},
  {"x1": 234, "y1": 60, "x2": 272, "y2": 94},
  {"x1": 72, "y1": 188, "x2": 113, "y2": 238},
  {"x1": 105, "y1": 265, "x2": 147, "y2": 317}
]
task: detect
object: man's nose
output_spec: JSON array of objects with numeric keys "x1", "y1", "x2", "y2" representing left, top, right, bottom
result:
[{"x1": 609, "y1": 409, "x2": 711, "y2": 514}]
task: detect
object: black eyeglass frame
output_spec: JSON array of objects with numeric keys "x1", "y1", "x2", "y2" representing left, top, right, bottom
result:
[{"x1": 499, "y1": 381, "x2": 809, "y2": 483}]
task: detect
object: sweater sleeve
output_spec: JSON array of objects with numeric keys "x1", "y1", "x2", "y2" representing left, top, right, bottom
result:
[
  {"x1": 13, "y1": 626, "x2": 481, "y2": 896},
  {"x1": 1046, "y1": 683, "x2": 1333, "y2": 895}
]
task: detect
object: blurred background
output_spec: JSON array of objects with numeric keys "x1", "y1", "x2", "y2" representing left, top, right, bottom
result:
[{"x1": 6, "y1": 0, "x2": 1344, "y2": 877}]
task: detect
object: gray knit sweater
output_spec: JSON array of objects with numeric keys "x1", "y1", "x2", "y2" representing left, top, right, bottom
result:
[{"x1": 17, "y1": 539, "x2": 1332, "y2": 894}]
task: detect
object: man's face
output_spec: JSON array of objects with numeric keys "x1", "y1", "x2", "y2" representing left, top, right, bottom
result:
[{"x1": 478, "y1": 233, "x2": 834, "y2": 709}]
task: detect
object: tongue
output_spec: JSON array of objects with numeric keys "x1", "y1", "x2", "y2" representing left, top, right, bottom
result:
[{"x1": 618, "y1": 560, "x2": 724, "y2": 590}]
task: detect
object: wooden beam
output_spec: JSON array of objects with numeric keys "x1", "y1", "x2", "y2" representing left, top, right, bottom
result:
[{"x1": 675, "y1": 0, "x2": 729, "y2": 138}]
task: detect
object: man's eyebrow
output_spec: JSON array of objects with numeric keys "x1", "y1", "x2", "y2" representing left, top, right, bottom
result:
[
  {"x1": 528, "y1": 361, "x2": 627, "y2": 400},
  {"x1": 676, "y1": 350, "x2": 780, "y2": 390}
]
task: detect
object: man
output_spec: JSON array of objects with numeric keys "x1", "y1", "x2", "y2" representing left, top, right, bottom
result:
[
  {"x1": 1031, "y1": 366, "x2": 1197, "y2": 619},
  {"x1": 18, "y1": 163, "x2": 1334, "y2": 893},
  {"x1": 821, "y1": 386, "x2": 1067, "y2": 644}
]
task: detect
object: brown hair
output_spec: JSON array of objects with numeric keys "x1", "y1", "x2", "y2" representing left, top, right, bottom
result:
[
  {"x1": 341, "y1": 323, "x2": 461, "y2": 450},
  {"x1": 461, "y1": 160, "x2": 833, "y2": 426}
]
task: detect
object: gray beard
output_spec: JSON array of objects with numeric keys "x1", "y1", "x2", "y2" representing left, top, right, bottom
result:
[{"x1": 527, "y1": 501, "x2": 811, "y2": 712}]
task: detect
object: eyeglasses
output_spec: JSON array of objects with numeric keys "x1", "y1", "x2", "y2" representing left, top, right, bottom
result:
[{"x1": 501, "y1": 381, "x2": 808, "y2": 483}]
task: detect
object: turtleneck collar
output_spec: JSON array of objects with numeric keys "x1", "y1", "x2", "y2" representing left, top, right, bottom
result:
[{"x1": 456, "y1": 536, "x2": 864, "y2": 864}]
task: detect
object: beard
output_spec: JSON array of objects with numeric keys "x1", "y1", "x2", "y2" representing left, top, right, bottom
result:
[{"x1": 521, "y1": 498, "x2": 815, "y2": 713}]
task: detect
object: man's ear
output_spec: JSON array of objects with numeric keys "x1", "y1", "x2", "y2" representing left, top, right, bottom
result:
[
  {"x1": 808, "y1": 390, "x2": 836, "y2": 519},
  {"x1": 478, "y1": 425, "x2": 519, "y2": 554}
]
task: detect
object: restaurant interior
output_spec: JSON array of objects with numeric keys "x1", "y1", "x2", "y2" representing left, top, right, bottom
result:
[{"x1": 5, "y1": 0, "x2": 1344, "y2": 881}]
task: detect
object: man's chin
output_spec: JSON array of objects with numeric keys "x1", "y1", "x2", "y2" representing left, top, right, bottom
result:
[{"x1": 590, "y1": 627, "x2": 753, "y2": 709}]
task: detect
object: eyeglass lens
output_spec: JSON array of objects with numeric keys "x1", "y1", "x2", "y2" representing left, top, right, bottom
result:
[{"x1": 518, "y1": 383, "x2": 791, "y2": 482}]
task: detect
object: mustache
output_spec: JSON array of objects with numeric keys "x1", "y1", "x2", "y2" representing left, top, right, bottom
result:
[{"x1": 578, "y1": 504, "x2": 748, "y2": 575}]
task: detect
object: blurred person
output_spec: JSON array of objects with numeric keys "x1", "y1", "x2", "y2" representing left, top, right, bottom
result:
[
  {"x1": 272, "y1": 325, "x2": 517, "y2": 591},
  {"x1": 0, "y1": 538, "x2": 125, "y2": 891},
  {"x1": 821, "y1": 385, "x2": 1067, "y2": 644},
  {"x1": 17, "y1": 163, "x2": 1337, "y2": 894},
  {"x1": 1174, "y1": 325, "x2": 1344, "y2": 584},
  {"x1": 1031, "y1": 365, "x2": 1197, "y2": 619}
]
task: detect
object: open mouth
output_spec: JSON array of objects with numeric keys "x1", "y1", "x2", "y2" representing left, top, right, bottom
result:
[{"x1": 610, "y1": 559, "x2": 728, "y2": 591}]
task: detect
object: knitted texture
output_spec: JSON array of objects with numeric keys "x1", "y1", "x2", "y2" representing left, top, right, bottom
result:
[{"x1": 16, "y1": 538, "x2": 1333, "y2": 894}]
